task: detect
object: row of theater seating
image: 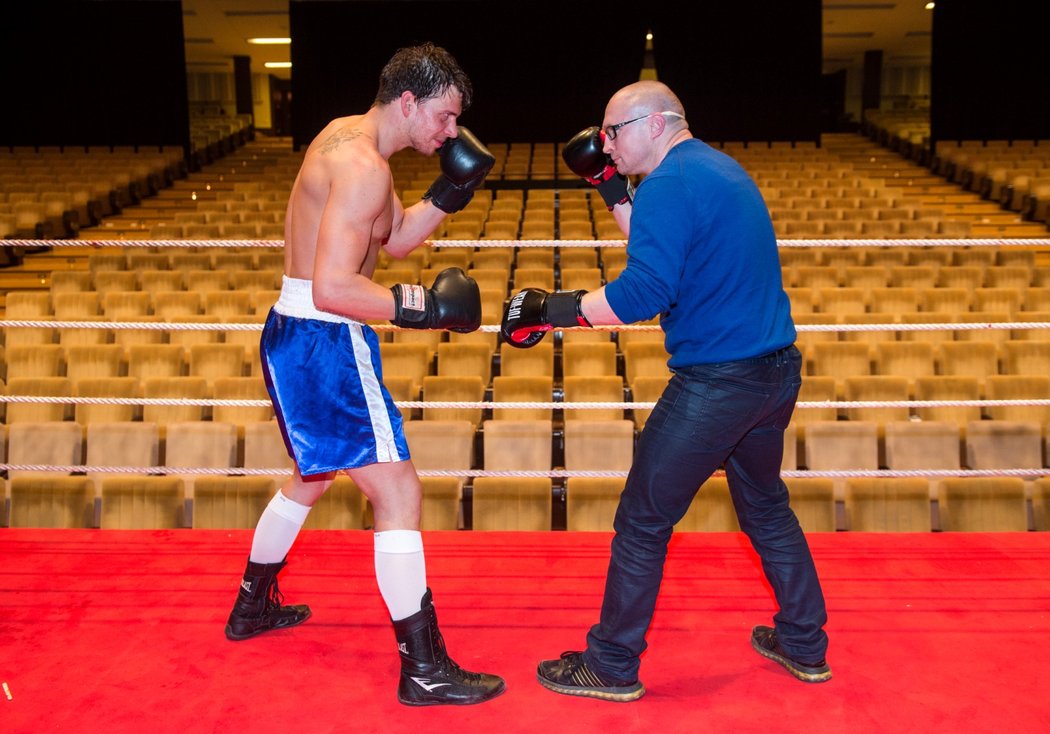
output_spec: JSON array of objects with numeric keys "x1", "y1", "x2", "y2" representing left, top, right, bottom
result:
[{"x1": 4, "y1": 418, "x2": 1049, "y2": 531}]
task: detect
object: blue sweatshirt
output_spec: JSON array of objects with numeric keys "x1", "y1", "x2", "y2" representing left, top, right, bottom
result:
[{"x1": 604, "y1": 139, "x2": 795, "y2": 368}]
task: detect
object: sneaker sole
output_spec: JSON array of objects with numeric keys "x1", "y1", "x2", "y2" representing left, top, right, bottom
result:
[
  {"x1": 750, "y1": 637, "x2": 832, "y2": 683},
  {"x1": 536, "y1": 673, "x2": 645, "y2": 702},
  {"x1": 224, "y1": 609, "x2": 312, "y2": 641}
]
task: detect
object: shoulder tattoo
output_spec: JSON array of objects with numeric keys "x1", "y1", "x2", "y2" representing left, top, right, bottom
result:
[{"x1": 319, "y1": 127, "x2": 365, "y2": 155}]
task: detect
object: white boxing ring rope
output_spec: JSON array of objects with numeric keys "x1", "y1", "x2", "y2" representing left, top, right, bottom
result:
[{"x1": 3, "y1": 235, "x2": 1049, "y2": 479}]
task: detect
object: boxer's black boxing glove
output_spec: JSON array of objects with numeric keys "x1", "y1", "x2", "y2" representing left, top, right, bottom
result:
[
  {"x1": 501, "y1": 288, "x2": 592, "y2": 349},
  {"x1": 391, "y1": 267, "x2": 481, "y2": 333},
  {"x1": 424, "y1": 127, "x2": 495, "y2": 214},
  {"x1": 562, "y1": 126, "x2": 631, "y2": 210}
]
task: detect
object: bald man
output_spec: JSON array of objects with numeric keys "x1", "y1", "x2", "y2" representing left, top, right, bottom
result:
[{"x1": 503, "y1": 81, "x2": 831, "y2": 700}]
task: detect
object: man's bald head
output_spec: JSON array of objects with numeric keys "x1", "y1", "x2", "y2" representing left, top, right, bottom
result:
[{"x1": 609, "y1": 81, "x2": 685, "y2": 119}]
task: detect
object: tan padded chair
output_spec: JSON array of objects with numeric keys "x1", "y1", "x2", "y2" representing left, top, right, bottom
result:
[
  {"x1": 803, "y1": 420, "x2": 879, "y2": 499},
  {"x1": 204, "y1": 291, "x2": 252, "y2": 318},
  {"x1": 984, "y1": 376, "x2": 1050, "y2": 424},
  {"x1": 819, "y1": 287, "x2": 868, "y2": 317},
  {"x1": 616, "y1": 317, "x2": 664, "y2": 351},
  {"x1": 869, "y1": 287, "x2": 920, "y2": 316},
  {"x1": 629, "y1": 375, "x2": 669, "y2": 431},
  {"x1": 498, "y1": 341, "x2": 553, "y2": 377},
  {"x1": 192, "y1": 476, "x2": 275, "y2": 529},
  {"x1": 142, "y1": 376, "x2": 208, "y2": 425},
  {"x1": 417, "y1": 476, "x2": 463, "y2": 530},
  {"x1": 563, "y1": 419, "x2": 635, "y2": 471},
  {"x1": 874, "y1": 342, "x2": 935, "y2": 390},
  {"x1": 422, "y1": 375, "x2": 485, "y2": 427},
  {"x1": 5, "y1": 345, "x2": 64, "y2": 380},
  {"x1": 164, "y1": 421, "x2": 239, "y2": 495},
  {"x1": 403, "y1": 419, "x2": 475, "y2": 470},
  {"x1": 913, "y1": 376, "x2": 981, "y2": 431},
  {"x1": 85, "y1": 421, "x2": 161, "y2": 494},
  {"x1": 243, "y1": 421, "x2": 295, "y2": 484},
  {"x1": 566, "y1": 477, "x2": 625, "y2": 532},
  {"x1": 675, "y1": 476, "x2": 740, "y2": 532},
  {"x1": 845, "y1": 477, "x2": 932, "y2": 531},
  {"x1": 560, "y1": 268, "x2": 602, "y2": 292},
  {"x1": 436, "y1": 343, "x2": 493, "y2": 384},
  {"x1": 883, "y1": 420, "x2": 962, "y2": 471},
  {"x1": 471, "y1": 477, "x2": 551, "y2": 531},
  {"x1": 621, "y1": 342, "x2": 671, "y2": 384},
  {"x1": 303, "y1": 475, "x2": 368, "y2": 530},
  {"x1": 563, "y1": 375, "x2": 624, "y2": 422},
  {"x1": 64, "y1": 344, "x2": 124, "y2": 381},
  {"x1": 935, "y1": 342, "x2": 999, "y2": 392},
  {"x1": 212, "y1": 376, "x2": 273, "y2": 427},
  {"x1": 5, "y1": 377, "x2": 73, "y2": 423},
  {"x1": 491, "y1": 376, "x2": 553, "y2": 420},
  {"x1": 512, "y1": 267, "x2": 555, "y2": 291},
  {"x1": 74, "y1": 377, "x2": 140, "y2": 425},
  {"x1": 50, "y1": 271, "x2": 94, "y2": 295},
  {"x1": 808, "y1": 342, "x2": 871, "y2": 397},
  {"x1": 1031, "y1": 477, "x2": 1050, "y2": 531},
  {"x1": 94, "y1": 271, "x2": 138, "y2": 294},
  {"x1": 1000, "y1": 340, "x2": 1050, "y2": 375},
  {"x1": 938, "y1": 477, "x2": 1027, "y2": 531},
  {"x1": 482, "y1": 419, "x2": 552, "y2": 471},
  {"x1": 101, "y1": 476, "x2": 184, "y2": 529},
  {"x1": 188, "y1": 343, "x2": 248, "y2": 388},
  {"x1": 785, "y1": 477, "x2": 836, "y2": 532},
  {"x1": 379, "y1": 342, "x2": 431, "y2": 399},
  {"x1": 9, "y1": 477, "x2": 96, "y2": 528},
  {"x1": 5, "y1": 421, "x2": 83, "y2": 480},
  {"x1": 128, "y1": 344, "x2": 185, "y2": 381},
  {"x1": 843, "y1": 375, "x2": 910, "y2": 425},
  {"x1": 964, "y1": 420, "x2": 1044, "y2": 470},
  {"x1": 102, "y1": 291, "x2": 152, "y2": 318}
]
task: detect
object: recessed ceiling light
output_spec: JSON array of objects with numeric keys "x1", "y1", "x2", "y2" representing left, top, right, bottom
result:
[
  {"x1": 264, "y1": 62, "x2": 292, "y2": 69},
  {"x1": 925, "y1": 2, "x2": 935, "y2": 10},
  {"x1": 248, "y1": 37, "x2": 291, "y2": 45}
]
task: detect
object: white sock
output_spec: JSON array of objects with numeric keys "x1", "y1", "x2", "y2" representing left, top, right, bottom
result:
[
  {"x1": 249, "y1": 490, "x2": 311, "y2": 565},
  {"x1": 374, "y1": 530, "x2": 427, "y2": 621}
]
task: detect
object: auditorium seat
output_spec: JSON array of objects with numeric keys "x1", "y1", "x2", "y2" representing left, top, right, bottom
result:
[
  {"x1": 5, "y1": 344, "x2": 64, "y2": 380},
  {"x1": 565, "y1": 476, "x2": 625, "y2": 532},
  {"x1": 5, "y1": 377, "x2": 72, "y2": 423},
  {"x1": 913, "y1": 376, "x2": 981, "y2": 430},
  {"x1": 471, "y1": 477, "x2": 551, "y2": 531},
  {"x1": 64, "y1": 344, "x2": 124, "y2": 381},
  {"x1": 417, "y1": 477, "x2": 463, "y2": 530},
  {"x1": 563, "y1": 419, "x2": 635, "y2": 471},
  {"x1": 212, "y1": 376, "x2": 273, "y2": 427},
  {"x1": 403, "y1": 419, "x2": 474, "y2": 471},
  {"x1": 482, "y1": 419, "x2": 552, "y2": 471},
  {"x1": 74, "y1": 377, "x2": 140, "y2": 425},
  {"x1": 422, "y1": 375, "x2": 484, "y2": 426},
  {"x1": 379, "y1": 343, "x2": 430, "y2": 399},
  {"x1": 803, "y1": 420, "x2": 879, "y2": 498},
  {"x1": 873, "y1": 342, "x2": 935, "y2": 391},
  {"x1": 562, "y1": 342, "x2": 618, "y2": 378},
  {"x1": 5, "y1": 421, "x2": 83, "y2": 480},
  {"x1": 499, "y1": 341, "x2": 553, "y2": 377},
  {"x1": 188, "y1": 343, "x2": 247, "y2": 389},
  {"x1": 242, "y1": 421, "x2": 294, "y2": 484},
  {"x1": 302, "y1": 476, "x2": 367, "y2": 530},
  {"x1": 100, "y1": 476, "x2": 184, "y2": 529},
  {"x1": 964, "y1": 420, "x2": 1044, "y2": 470},
  {"x1": 491, "y1": 376, "x2": 552, "y2": 420},
  {"x1": 983, "y1": 375, "x2": 1050, "y2": 424},
  {"x1": 49, "y1": 271, "x2": 94, "y2": 295},
  {"x1": 843, "y1": 375, "x2": 910, "y2": 425},
  {"x1": 935, "y1": 342, "x2": 999, "y2": 393},
  {"x1": 436, "y1": 342, "x2": 492, "y2": 384},
  {"x1": 784, "y1": 477, "x2": 836, "y2": 532},
  {"x1": 1032, "y1": 477, "x2": 1050, "y2": 531},
  {"x1": 620, "y1": 341, "x2": 671, "y2": 384},
  {"x1": 808, "y1": 342, "x2": 871, "y2": 396},
  {"x1": 844, "y1": 477, "x2": 932, "y2": 532},
  {"x1": 562, "y1": 375, "x2": 624, "y2": 422},
  {"x1": 142, "y1": 376, "x2": 208, "y2": 425},
  {"x1": 675, "y1": 477, "x2": 739, "y2": 532},
  {"x1": 9, "y1": 477, "x2": 96, "y2": 528},
  {"x1": 883, "y1": 421, "x2": 962, "y2": 473},
  {"x1": 897, "y1": 312, "x2": 957, "y2": 346},
  {"x1": 128, "y1": 344, "x2": 185, "y2": 381},
  {"x1": 938, "y1": 477, "x2": 1027, "y2": 531},
  {"x1": 1000, "y1": 340, "x2": 1050, "y2": 375},
  {"x1": 191, "y1": 476, "x2": 274, "y2": 529},
  {"x1": 102, "y1": 291, "x2": 151, "y2": 319}
]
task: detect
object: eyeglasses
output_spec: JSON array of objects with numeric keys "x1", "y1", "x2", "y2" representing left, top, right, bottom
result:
[{"x1": 603, "y1": 111, "x2": 685, "y2": 140}]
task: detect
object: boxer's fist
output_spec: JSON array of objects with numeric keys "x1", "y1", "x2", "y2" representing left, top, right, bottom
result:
[
  {"x1": 563, "y1": 126, "x2": 631, "y2": 210},
  {"x1": 501, "y1": 288, "x2": 591, "y2": 349},
  {"x1": 424, "y1": 127, "x2": 495, "y2": 214},
  {"x1": 391, "y1": 267, "x2": 481, "y2": 333}
]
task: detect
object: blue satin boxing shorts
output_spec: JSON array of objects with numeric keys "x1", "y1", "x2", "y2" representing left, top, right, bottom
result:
[{"x1": 260, "y1": 276, "x2": 410, "y2": 476}]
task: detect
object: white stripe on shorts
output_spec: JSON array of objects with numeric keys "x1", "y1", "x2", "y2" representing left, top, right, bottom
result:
[{"x1": 347, "y1": 322, "x2": 402, "y2": 463}]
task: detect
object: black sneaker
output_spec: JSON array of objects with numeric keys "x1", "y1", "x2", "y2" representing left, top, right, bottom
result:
[
  {"x1": 537, "y1": 651, "x2": 645, "y2": 702},
  {"x1": 751, "y1": 625, "x2": 831, "y2": 683}
]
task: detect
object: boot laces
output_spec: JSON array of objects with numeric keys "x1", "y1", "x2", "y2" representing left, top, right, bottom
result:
[
  {"x1": 430, "y1": 624, "x2": 483, "y2": 683},
  {"x1": 264, "y1": 576, "x2": 286, "y2": 612}
]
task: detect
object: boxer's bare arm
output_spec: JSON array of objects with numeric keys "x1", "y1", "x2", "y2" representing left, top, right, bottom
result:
[
  {"x1": 384, "y1": 198, "x2": 446, "y2": 259},
  {"x1": 311, "y1": 155, "x2": 399, "y2": 321}
]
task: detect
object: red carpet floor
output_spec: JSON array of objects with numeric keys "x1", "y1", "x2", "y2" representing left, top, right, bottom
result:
[{"x1": 2, "y1": 529, "x2": 1049, "y2": 734}]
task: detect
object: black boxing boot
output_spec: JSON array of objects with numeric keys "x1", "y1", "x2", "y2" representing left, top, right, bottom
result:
[
  {"x1": 224, "y1": 559, "x2": 311, "y2": 641},
  {"x1": 392, "y1": 589, "x2": 506, "y2": 706}
]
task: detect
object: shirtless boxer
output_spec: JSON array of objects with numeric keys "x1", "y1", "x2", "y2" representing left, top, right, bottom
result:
[{"x1": 223, "y1": 43, "x2": 504, "y2": 706}]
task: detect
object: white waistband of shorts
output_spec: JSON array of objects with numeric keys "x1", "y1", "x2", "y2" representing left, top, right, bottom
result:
[{"x1": 274, "y1": 276, "x2": 362, "y2": 325}]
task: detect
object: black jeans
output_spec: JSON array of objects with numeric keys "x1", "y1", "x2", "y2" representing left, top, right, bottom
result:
[{"x1": 584, "y1": 345, "x2": 828, "y2": 680}]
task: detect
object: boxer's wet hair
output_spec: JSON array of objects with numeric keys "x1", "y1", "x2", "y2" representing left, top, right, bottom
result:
[{"x1": 374, "y1": 42, "x2": 472, "y2": 110}]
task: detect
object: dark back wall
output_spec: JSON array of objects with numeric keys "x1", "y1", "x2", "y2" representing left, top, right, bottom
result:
[
  {"x1": 931, "y1": 0, "x2": 1050, "y2": 146},
  {"x1": 290, "y1": 1, "x2": 648, "y2": 148},
  {"x1": 650, "y1": 0, "x2": 821, "y2": 145},
  {"x1": 0, "y1": 1, "x2": 189, "y2": 150}
]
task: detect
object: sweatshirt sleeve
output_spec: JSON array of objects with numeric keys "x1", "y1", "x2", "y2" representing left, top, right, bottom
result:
[{"x1": 603, "y1": 176, "x2": 693, "y2": 324}]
